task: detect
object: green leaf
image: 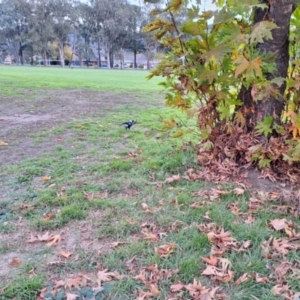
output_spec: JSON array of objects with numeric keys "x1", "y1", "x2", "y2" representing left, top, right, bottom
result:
[
  {"x1": 250, "y1": 21, "x2": 279, "y2": 44},
  {"x1": 258, "y1": 158, "x2": 271, "y2": 168},
  {"x1": 255, "y1": 116, "x2": 273, "y2": 137}
]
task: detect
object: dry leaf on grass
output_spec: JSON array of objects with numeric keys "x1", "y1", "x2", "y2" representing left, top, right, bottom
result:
[
  {"x1": 200, "y1": 255, "x2": 218, "y2": 266},
  {"x1": 269, "y1": 219, "x2": 288, "y2": 231},
  {"x1": 110, "y1": 241, "x2": 129, "y2": 249},
  {"x1": 155, "y1": 243, "x2": 175, "y2": 257},
  {"x1": 141, "y1": 229, "x2": 159, "y2": 241},
  {"x1": 254, "y1": 273, "x2": 269, "y2": 283},
  {"x1": 9, "y1": 258, "x2": 21, "y2": 266},
  {"x1": 141, "y1": 203, "x2": 153, "y2": 214},
  {"x1": 235, "y1": 273, "x2": 251, "y2": 285},
  {"x1": 47, "y1": 234, "x2": 62, "y2": 246},
  {"x1": 164, "y1": 174, "x2": 181, "y2": 183},
  {"x1": 97, "y1": 269, "x2": 123, "y2": 283},
  {"x1": 40, "y1": 176, "x2": 51, "y2": 182},
  {"x1": 59, "y1": 250, "x2": 72, "y2": 258},
  {"x1": 66, "y1": 274, "x2": 90, "y2": 289},
  {"x1": 233, "y1": 187, "x2": 245, "y2": 195}
]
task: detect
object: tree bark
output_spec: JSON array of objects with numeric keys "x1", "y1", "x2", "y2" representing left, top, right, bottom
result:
[
  {"x1": 58, "y1": 41, "x2": 65, "y2": 68},
  {"x1": 237, "y1": 0, "x2": 295, "y2": 135}
]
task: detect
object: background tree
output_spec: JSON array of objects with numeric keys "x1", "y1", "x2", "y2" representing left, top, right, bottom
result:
[
  {"x1": 145, "y1": 0, "x2": 300, "y2": 182},
  {"x1": 49, "y1": 0, "x2": 76, "y2": 67}
]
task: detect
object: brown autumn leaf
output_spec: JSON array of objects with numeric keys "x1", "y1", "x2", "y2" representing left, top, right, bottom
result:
[
  {"x1": 66, "y1": 274, "x2": 90, "y2": 289},
  {"x1": 47, "y1": 234, "x2": 62, "y2": 247},
  {"x1": 242, "y1": 214, "x2": 256, "y2": 224},
  {"x1": 27, "y1": 232, "x2": 51, "y2": 243},
  {"x1": 164, "y1": 174, "x2": 181, "y2": 183},
  {"x1": 228, "y1": 202, "x2": 242, "y2": 216},
  {"x1": 141, "y1": 229, "x2": 159, "y2": 241},
  {"x1": 0, "y1": 140, "x2": 8, "y2": 146},
  {"x1": 43, "y1": 213, "x2": 54, "y2": 220},
  {"x1": 170, "y1": 282, "x2": 185, "y2": 293},
  {"x1": 40, "y1": 176, "x2": 52, "y2": 182},
  {"x1": 97, "y1": 269, "x2": 123, "y2": 282},
  {"x1": 9, "y1": 258, "x2": 21, "y2": 266},
  {"x1": 271, "y1": 284, "x2": 293, "y2": 298},
  {"x1": 128, "y1": 151, "x2": 138, "y2": 158},
  {"x1": 235, "y1": 273, "x2": 251, "y2": 285},
  {"x1": 200, "y1": 255, "x2": 218, "y2": 266},
  {"x1": 59, "y1": 250, "x2": 72, "y2": 258},
  {"x1": 141, "y1": 203, "x2": 153, "y2": 214},
  {"x1": 269, "y1": 219, "x2": 288, "y2": 231},
  {"x1": 233, "y1": 187, "x2": 245, "y2": 195},
  {"x1": 254, "y1": 272, "x2": 269, "y2": 283},
  {"x1": 144, "y1": 282, "x2": 160, "y2": 296},
  {"x1": 19, "y1": 204, "x2": 34, "y2": 210},
  {"x1": 238, "y1": 240, "x2": 252, "y2": 252},
  {"x1": 184, "y1": 279, "x2": 219, "y2": 300},
  {"x1": 28, "y1": 268, "x2": 36, "y2": 277},
  {"x1": 136, "y1": 290, "x2": 157, "y2": 300},
  {"x1": 155, "y1": 243, "x2": 175, "y2": 257},
  {"x1": 110, "y1": 241, "x2": 129, "y2": 249}
]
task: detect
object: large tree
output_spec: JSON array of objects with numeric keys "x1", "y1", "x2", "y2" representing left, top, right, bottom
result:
[{"x1": 145, "y1": 0, "x2": 300, "y2": 182}]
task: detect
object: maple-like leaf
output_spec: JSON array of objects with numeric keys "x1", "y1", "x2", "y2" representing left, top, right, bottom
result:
[
  {"x1": 155, "y1": 243, "x2": 175, "y2": 257},
  {"x1": 235, "y1": 273, "x2": 250, "y2": 285},
  {"x1": 250, "y1": 21, "x2": 279, "y2": 44},
  {"x1": 9, "y1": 258, "x2": 21, "y2": 266},
  {"x1": 66, "y1": 274, "x2": 89, "y2": 289},
  {"x1": 170, "y1": 282, "x2": 185, "y2": 292},
  {"x1": 97, "y1": 269, "x2": 123, "y2": 282},
  {"x1": 47, "y1": 234, "x2": 62, "y2": 247},
  {"x1": 59, "y1": 250, "x2": 72, "y2": 258},
  {"x1": 200, "y1": 255, "x2": 218, "y2": 266},
  {"x1": 234, "y1": 56, "x2": 263, "y2": 78},
  {"x1": 269, "y1": 219, "x2": 287, "y2": 231}
]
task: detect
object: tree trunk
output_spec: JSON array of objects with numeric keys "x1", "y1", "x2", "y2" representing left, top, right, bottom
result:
[
  {"x1": 134, "y1": 49, "x2": 137, "y2": 69},
  {"x1": 97, "y1": 40, "x2": 102, "y2": 68},
  {"x1": 19, "y1": 42, "x2": 24, "y2": 65},
  {"x1": 58, "y1": 41, "x2": 65, "y2": 68},
  {"x1": 237, "y1": 0, "x2": 295, "y2": 136},
  {"x1": 146, "y1": 47, "x2": 150, "y2": 70}
]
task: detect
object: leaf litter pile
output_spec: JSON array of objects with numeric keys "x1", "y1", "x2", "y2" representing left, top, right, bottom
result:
[{"x1": 2, "y1": 180, "x2": 300, "y2": 299}]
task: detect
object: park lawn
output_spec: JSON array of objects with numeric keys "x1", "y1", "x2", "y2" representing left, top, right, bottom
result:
[{"x1": 0, "y1": 66, "x2": 300, "y2": 300}]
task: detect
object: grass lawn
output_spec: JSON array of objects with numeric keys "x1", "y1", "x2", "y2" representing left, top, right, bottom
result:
[{"x1": 0, "y1": 66, "x2": 299, "y2": 300}]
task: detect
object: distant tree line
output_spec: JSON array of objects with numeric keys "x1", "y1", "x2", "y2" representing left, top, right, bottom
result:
[{"x1": 0, "y1": 0, "x2": 160, "y2": 68}]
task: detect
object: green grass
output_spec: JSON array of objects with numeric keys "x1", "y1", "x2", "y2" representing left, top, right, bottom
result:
[
  {"x1": 0, "y1": 66, "x2": 299, "y2": 300},
  {"x1": 0, "y1": 65, "x2": 163, "y2": 96}
]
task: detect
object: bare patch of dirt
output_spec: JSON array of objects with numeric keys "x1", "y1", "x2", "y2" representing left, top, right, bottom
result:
[{"x1": 0, "y1": 89, "x2": 150, "y2": 166}]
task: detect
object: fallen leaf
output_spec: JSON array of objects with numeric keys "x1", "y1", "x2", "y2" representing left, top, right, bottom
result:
[
  {"x1": 200, "y1": 255, "x2": 218, "y2": 266},
  {"x1": 269, "y1": 219, "x2": 288, "y2": 231},
  {"x1": 9, "y1": 258, "x2": 21, "y2": 266},
  {"x1": 66, "y1": 293, "x2": 78, "y2": 300},
  {"x1": 141, "y1": 203, "x2": 153, "y2": 214},
  {"x1": 141, "y1": 229, "x2": 159, "y2": 241},
  {"x1": 59, "y1": 250, "x2": 72, "y2": 258},
  {"x1": 0, "y1": 140, "x2": 8, "y2": 146},
  {"x1": 254, "y1": 272, "x2": 269, "y2": 283},
  {"x1": 110, "y1": 241, "x2": 128, "y2": 249},
  {"x1": 43, "y1": 213, "x2": 54, "y2": 220},
  {"x1": 235, "y1": 273, "x2": 250, "y2": 285},
  {"x1": 233, "y1": 187, "x2": 245, "y2": 195},
  {"x1": 97, "y1": 269, "x2": 123, "y2": 282},
  {"x1": 155, "y1": 243, "x2": 175, "y2": 257},
  {"x1": 170, "y1": 282, "x2": 185, "y2": 292},
  {"x1": 40, "y1": 176, "x2": 52, "y2": 182},
  {"x1": 47, "y1": 234, "x2": 62, "y2": 247},
  {"x1": 66, "y1": 274, "x2": 90, "y2": 289},
  {"x1": 164, "y1": 174, "x2": 181, "y2": 183}
]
